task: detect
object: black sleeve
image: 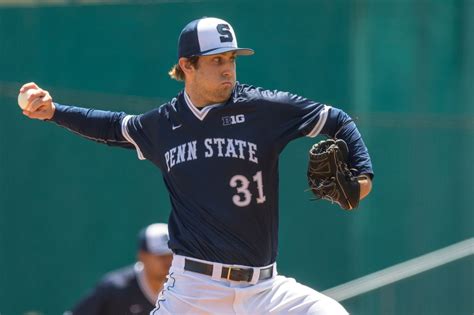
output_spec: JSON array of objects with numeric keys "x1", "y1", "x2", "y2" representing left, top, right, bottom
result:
[
  {"x1": 49, "y1": 103, "x2": 133, "y2": 149},
  {"x1": 321, "y1": 107, "x2": 374, "y2": 178}
]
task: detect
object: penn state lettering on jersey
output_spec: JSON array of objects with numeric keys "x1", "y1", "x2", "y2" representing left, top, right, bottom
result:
[
  {"x1": 51, "y1": 82, "x2": 373, "y2": 266},
  {"x1": 164, "y1": 138, "x2": 258, "y2": 172}
]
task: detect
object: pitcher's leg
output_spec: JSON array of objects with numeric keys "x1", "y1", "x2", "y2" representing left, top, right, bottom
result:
[{"x1": 241, "y1": 276, "x2": 348, "y2": 315}]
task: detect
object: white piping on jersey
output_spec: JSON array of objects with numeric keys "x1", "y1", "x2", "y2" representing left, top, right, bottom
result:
[
  {"x1": 121, "y1": 115, "x2": 146, "y2": 160},
  {"x1": 307, "y1": 105, "x2": 331, "y2": 138},
  {"x1": 134, "y1": 262, "x2": 158, "y2": 305},
  {"x1": 184, "y1": 92, "x2": 224, "y2": 121}
]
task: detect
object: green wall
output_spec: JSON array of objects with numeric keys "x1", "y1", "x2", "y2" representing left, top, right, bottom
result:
[{"x1": 0, "y1": 1, "x2": 472, "y2": 314}]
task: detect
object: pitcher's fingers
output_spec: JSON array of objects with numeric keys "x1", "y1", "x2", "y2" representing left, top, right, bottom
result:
[
  {"x1": 23, "y1": 108, "x2": 41, "y2": 119},
  {"x1": 25, "y1": 90, "x2": 47, "y2": 111},
  {"x1": 26, "y1": 96, "x2": 46, "y2": 112},
  {"x1": 27, "y1": 89, "x2": 46, "y2": 101},
  {"x1": 19, "y1": 82, "x2": 39, "y2": 93},
  {"x1": 41, "y1": 92, "x2": 52, "y2": 103}
]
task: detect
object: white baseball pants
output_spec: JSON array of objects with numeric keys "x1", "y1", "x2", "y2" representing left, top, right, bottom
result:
[{"x1": 150, "y1": 255, "x2": 348, "y2": 315}]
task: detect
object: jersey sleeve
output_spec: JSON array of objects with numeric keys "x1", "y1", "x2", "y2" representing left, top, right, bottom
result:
[
  {"x1": 50, "y1": 103, "x2": 132, "y2": 148},
  {"x1": 50, "y1": 103, "x2": 160, "y2": 161},
  {"x1": 321, "y1": 107, "x2": 374, "y2": 178},
  {"x1": 262, "y1": 89, "x2": 373, "y2": 178},
  {"x1": 262, "y1": 89, "x2": 331, "y2": 145},
  {"x1": 120, "y1": 108, "x2": 160, "y2": 161}
]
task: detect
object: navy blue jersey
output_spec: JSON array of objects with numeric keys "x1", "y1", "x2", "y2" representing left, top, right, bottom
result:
[
  {"x1": 51, "y1": 83, "x2": 373, "y2": 267},
  {"x1": 70, "y1": 264, "x2": 155, "y2": 315}
]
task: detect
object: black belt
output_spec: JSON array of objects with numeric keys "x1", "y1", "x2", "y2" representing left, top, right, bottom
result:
[{"x1": 184, "y1": 258, "x2": 273, "y2": 282}]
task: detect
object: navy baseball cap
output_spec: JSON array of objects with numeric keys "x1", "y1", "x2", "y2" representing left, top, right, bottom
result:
[
  {"x1": 138, "y1": 223, "x2": 173, "y2": 255},
  {"x1": 178, "y1": 17, "x2": 254, "y2": 59}
]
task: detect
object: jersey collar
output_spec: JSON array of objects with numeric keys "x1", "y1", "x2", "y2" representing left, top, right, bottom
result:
[{"x1": 183, "y1": 91, "x2": 225, "y2": 121}]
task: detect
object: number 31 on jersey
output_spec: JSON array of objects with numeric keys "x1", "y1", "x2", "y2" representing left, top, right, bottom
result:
[{"x1": 229, "y1": 171, "x2": 266, "y2": 207}]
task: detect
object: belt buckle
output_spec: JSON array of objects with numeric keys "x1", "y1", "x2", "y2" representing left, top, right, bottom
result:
[{"x1": 226, "y1": 266, "x2": 240, "y2": 281}]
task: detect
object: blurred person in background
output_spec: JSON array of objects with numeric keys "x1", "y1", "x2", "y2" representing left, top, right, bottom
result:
[{"x1": 68, "y1": 223, "x2": 173, "y2": 315}]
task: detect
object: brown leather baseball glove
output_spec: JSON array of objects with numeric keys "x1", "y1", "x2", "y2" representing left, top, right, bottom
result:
[{"x1": 307, "y1": 138, "x2": 360, "y2": 210}]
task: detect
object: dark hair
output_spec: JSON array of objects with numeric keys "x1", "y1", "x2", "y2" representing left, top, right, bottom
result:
[{"x1": 168, "y1": 56, "x2": 200, "y2": 81}]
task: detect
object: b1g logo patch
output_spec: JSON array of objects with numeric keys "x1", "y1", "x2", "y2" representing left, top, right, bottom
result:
[{"x1": 222, "y1": 114, "x2": 245, "y2": 126}]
